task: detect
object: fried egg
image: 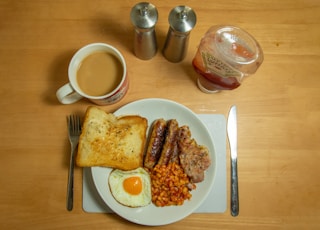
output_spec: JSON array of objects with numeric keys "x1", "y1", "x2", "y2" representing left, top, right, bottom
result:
[{"x1": 108, "y1": 167, "x2": 151, "y2": 207}]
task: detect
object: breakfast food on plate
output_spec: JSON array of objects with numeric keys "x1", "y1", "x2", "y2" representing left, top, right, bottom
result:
[
  {"x1": 75, "y1": 105, "x2": 210, "y2": 208},
  {"x1": 76, "y1": 106, "x2": 148, "y2": 170},
  {"x1": 144, "y1": 119, "x2": 167, "y2": 170},
  {"x1": 178, "y1": 125, "x2": 211, "y2": 183},
  {"x1": 143, "y1": 118, "x2": 211, "y2": 207},
  {"x1": 109, "y1": 167, "x2": 151, "y2": 207},
  {"x1": 157, "y1": 119, "x2": 180, "y2": 166},
  {"x1": 150, "y1": 162, "x2": 195, "y2": 207}
]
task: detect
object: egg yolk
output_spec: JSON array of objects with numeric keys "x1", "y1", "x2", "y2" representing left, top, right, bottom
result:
[{"x1": 123, "y1": 176, "x2": 142, "y2": 195}]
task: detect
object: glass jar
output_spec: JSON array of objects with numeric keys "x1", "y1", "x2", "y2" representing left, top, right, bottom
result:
[{"x1": 192, "y1": 25, "x2": 264, "y2": 93}]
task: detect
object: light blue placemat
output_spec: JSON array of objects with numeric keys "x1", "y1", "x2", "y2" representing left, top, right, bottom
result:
[{"x1": 82, "y1": 114, "x2": 227, "y2": 213}]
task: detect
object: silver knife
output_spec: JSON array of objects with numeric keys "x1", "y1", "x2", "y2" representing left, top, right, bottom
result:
[{"x1": 227, "y1": 105, "x2": 239, "y2": 216}]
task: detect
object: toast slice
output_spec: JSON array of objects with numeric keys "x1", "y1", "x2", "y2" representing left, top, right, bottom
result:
[{"x1": 76, "y1": 106, "x2": 148, "y2": 170}]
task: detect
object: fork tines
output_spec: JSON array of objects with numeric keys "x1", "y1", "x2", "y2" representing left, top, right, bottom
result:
[{"x1": 67, "y1": 115, "x2": 81, "y2": 135}]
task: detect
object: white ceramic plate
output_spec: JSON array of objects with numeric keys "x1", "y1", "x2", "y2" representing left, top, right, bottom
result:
[{"x1": 91, "y1": 98, "x2": 216, "y2": 226}]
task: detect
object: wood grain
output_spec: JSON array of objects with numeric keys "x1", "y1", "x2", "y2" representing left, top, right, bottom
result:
[{"x1": 0, "y1": 0, "x2": 319, "y2": 229}]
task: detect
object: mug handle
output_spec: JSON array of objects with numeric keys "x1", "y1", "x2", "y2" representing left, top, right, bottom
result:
[{"x1": 56, "y1": 83, "x2": 83, "y2": 104}]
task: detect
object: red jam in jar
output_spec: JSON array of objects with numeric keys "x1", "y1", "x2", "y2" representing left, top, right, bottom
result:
[{"x1": 192, "y1": 25, "x2": 264, "y2": 93}]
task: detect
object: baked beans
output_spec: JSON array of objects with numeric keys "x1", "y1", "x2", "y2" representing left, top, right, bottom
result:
[{"x1": 150, "y1": 162, "x2": 196, "y2": 207}]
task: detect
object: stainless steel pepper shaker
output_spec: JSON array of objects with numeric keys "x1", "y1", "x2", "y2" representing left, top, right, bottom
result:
[
  {"x1": 130, "y1": 2, "x2": 158, "y2": 60},
  {"x1": 162, "y1": 6, "x2": 196, "y2": 63}
]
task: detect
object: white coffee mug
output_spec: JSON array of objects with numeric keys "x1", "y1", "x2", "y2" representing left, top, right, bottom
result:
[{"x1": 56, "y1": 43, "x2": 129, "y2": 105}]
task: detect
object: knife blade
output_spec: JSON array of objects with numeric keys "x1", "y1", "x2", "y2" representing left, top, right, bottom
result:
[{"x1": 227, "y1": 105, "x2": 239, "y2": 216}]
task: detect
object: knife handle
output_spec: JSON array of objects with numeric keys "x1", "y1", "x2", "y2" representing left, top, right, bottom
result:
[{"x1": 231, "y1": 158, "x2": 239, "y2": 216}]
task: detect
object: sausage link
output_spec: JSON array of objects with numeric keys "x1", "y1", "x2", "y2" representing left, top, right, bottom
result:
[
  {"x1": 157, "y1": 119, "x2": 179, "y2": 166},
  {"x1": 169, "y1": 131, "x2": 180, "y2": 164},
  {"x1": 144, "y1": 119, "x2": 167, "y2": 169}
]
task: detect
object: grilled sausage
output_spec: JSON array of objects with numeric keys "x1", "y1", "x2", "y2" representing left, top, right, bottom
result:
[
  {"x1": 157, "y1": 119, "x2": 179, "y2": 166},
  {"x1": 144, "y1": 119, "x2": 167, "y2": 169},
  {"x1": 169, "y1": 133, "x2": 180, "y2": 164}
]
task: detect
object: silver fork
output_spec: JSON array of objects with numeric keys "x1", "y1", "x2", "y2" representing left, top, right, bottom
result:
[{"x1": 66, "y1": 115, "x2": 81, "y2": 211}]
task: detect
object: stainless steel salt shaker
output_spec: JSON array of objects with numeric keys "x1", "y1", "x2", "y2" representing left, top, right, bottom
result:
[
  {"x1": 162, "y1": 6, "x2": 196, "y2": 62},
  {"x1": 130, "y1": 2, "x2": 158, "y2": 60}
]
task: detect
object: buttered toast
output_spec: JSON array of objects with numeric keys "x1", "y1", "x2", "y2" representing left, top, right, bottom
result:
[{"x1": 76, "y1": 106, "x2": 148, "y2": 170}]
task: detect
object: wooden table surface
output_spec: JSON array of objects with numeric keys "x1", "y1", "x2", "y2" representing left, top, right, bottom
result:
[{"x1": 1, "y1": 0, "x2": 319, "y2": 229}]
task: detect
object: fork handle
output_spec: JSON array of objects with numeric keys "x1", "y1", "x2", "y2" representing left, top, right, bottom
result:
[{"x1": 67, "y1": 146, "x2": 76, "y2": 211}]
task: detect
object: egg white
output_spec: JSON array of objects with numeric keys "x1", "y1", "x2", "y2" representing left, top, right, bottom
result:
[{"x1": 108, "y1": 167, "x2": 151, "y2": 207}]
